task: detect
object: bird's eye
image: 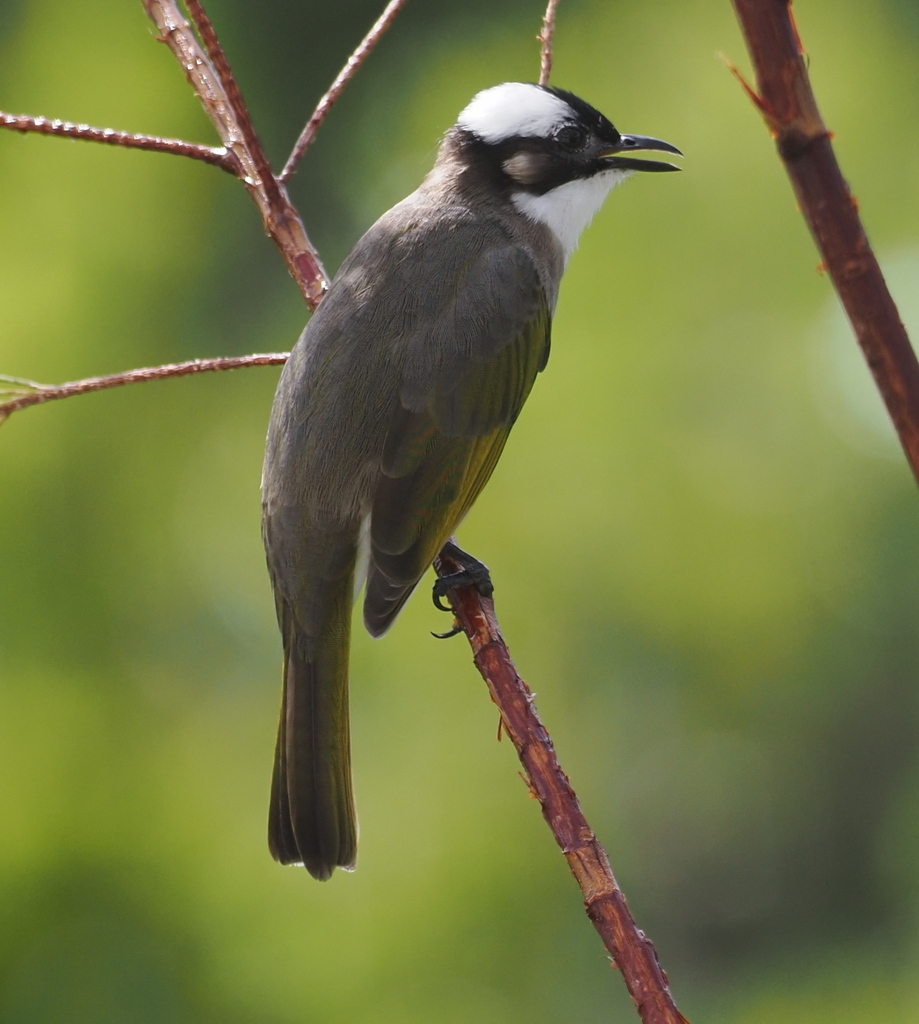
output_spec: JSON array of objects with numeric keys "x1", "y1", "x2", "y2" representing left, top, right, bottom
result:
[{"x1": 555, "y1": 125, "x2": 586, "y2": 151}]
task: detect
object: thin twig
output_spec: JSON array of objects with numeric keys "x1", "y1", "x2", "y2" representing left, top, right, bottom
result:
[
  {"x1": 434, "y1": 552, "x2": 688, "y2": 1024},
  {"x1": 0, "y1": 110, "x2": 238, "y2": 172},
  {"x1": 730, "y1": 0, "x2": 919, "y2": 485},
  {"x1": 0, "y1": 354, "x2": 287, "y2": 425},
  {"x1": 280, "y1": 0, "x2": 409, "y2": 182},
  {"x1": 537, "y1": 0, "x2": 560, "y2": 87},
  {"x1": 142, "y1": 0, "x2": 329, "y2": 308}
]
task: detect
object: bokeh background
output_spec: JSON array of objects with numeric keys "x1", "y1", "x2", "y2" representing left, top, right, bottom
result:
[{"x1": 1, "y1": 0, "x2": 919, "y2": 1020}]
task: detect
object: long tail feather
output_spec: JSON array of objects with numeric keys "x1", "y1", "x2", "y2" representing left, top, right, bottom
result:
[{"x1": 268, "y1": 592, "x2": 357, "y2": 880}]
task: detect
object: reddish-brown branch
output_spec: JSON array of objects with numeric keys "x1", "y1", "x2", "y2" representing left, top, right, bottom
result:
[
  {"x1": 281, "y1": 0, "x2": 409, "y2": 182},
  {"x1": 0, "y1": 110, "x2": 238, "y2": 172},
  {"x1": 1, "y1": 0, "x2": 421, "y2": 421},
  {"x1": 730, "y1": 0, "x2": 919, "y2": 485},
  {"x1": 0, "y1": 354, "x2": 287, "y2": 425},
  {"x1": 537, "y1": 0, "x2": 560, "y2": 86},
  {"x1": 434, "y1": 553, "x2": 688, "y2": 1024},
  {"x1": 142, "y1": 0, "x2": 329, "y2": 308},
  {"x1": 183, "y1": 0, "x2": 284, "y2": 211}
]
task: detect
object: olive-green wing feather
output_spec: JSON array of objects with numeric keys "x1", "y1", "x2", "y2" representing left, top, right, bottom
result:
[{"x1": 364, "y1": 246, "x2": 550, "y2": 637}]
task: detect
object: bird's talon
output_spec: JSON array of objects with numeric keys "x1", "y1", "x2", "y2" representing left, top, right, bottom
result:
[{"x1": 431, "y1": 622, "x2": 463, "y2": 639}]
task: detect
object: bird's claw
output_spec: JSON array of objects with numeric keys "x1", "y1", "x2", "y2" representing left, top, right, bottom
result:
[
  {"x1": 431, "y1": 568, "x2": 491, "y2": 610},
  {"x1": 430, "y1": 542, "x2": 494, "y2": 638},
  {"x1": 432, "y1": 583, "x2": 456, "y2": 613},
  {"x1": 431, "y1": 622, "x2": 463, "y2": 639},
  {"x1": 432, "y1": 541, "x2": 494, "y2": 607}
]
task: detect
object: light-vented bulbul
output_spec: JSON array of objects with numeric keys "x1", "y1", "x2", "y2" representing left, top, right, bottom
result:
[{"x1": 262, "y1": 82, "x2": 680, "y2": 879}]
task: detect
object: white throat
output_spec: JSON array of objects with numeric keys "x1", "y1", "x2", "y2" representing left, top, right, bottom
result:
[{"x1": 512, "y1": 169, "x2": 631, "y2": 260}]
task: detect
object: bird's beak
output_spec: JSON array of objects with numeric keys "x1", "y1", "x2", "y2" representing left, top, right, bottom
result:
[{"x1": 599, "y1": 134, "x2": 682, "y2": 172}]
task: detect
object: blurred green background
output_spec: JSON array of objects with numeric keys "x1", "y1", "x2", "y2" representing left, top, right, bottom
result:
[{"x1": 2, "y1": 0, "x2": 919, "y2": 1020}]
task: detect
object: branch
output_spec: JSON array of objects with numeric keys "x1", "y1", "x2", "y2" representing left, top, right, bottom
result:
[
  {"x1": 142, "y1": 0, "x2": 329, "y2": 308},
  {"x1": 1, "y1": 0, "x2": 415, "y2": 426},
  {"x1": 0, "y1": 111, "x2": 238, "y2": 172},
  {"x1": 281, "y1": 0, "x2": 409, "y2": 182},
  {"x1": 183, "y1": 0, "x2": 282, "y2": 209},
  {"x1": 434, "y1": 553, "x2": 688, "y2": 1024},
  {"x1": 0, "y1": 355, "x2": 287, "y2": 425},
  {"x1": 729, "y1": 0, "x2": 919, "y2": 485},
  {"x1": 537, "y1": 0, "x2": 560, "y2": 87}
]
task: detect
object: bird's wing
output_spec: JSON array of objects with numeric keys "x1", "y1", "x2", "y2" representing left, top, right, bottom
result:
[{"x1": 364, "y1": 240, "x2": 550, "y2": 636}]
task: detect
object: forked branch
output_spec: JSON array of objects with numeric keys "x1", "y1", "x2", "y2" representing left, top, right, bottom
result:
[
  {"x1": 730, "y1": 0, "x2": 919, "y2": 484},
  {"x1": 0, "y1": 0, "x2": 408, "y2": 424},
  {"x1": 142, "y1": 0, "x2": 329, "y2": 307}
]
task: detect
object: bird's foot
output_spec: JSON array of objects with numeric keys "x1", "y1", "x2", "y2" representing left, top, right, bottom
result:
[{"x1": 432, "y1": 541, "x2": 494, "y2": 614}]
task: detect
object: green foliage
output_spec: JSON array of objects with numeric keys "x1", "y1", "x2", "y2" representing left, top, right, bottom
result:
[{"x1": 1, "y1": 0, "x2": 918, "y2": 1020}]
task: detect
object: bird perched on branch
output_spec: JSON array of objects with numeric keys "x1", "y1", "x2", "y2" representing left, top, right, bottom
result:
[{"x1": 262, "y1": 81, "x2": 680, "y2": 879}]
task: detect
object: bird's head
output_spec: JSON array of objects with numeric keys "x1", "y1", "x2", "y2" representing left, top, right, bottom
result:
[{"x1": 448, "y1": 82, "x2": 681, "y2": 257}]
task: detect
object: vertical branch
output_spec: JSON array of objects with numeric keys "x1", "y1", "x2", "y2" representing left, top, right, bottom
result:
[
  {"x1": 537, "y1": 0, "x2": 560, "y2": 86},
  {"x1": 142, "y1": 0, "x2": 329, "y2": 307},
  {"x1": 730, "y1": 0, "x2": 919, "y2": 484},
  {"x1": 183, "y1": 0, "x2": 284, "y2": 210}
]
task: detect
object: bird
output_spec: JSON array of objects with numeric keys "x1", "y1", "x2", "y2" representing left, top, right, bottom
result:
[{"x1": 261, "y1": 81, "x2": 680, "y2": 879}]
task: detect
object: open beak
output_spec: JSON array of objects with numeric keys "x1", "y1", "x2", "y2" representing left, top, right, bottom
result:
[{"x1": 599, "y1": 134, "x2": 682, "y2": 172}]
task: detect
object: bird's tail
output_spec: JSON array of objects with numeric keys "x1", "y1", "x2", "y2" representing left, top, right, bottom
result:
[{"x1": 268, "y1": 590, "x2": 357, "y2": 880}]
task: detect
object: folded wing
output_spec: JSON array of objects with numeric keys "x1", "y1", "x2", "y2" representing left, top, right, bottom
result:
[{"x1": 364, "y1": 240, "x2": 550, "y2": 636}]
